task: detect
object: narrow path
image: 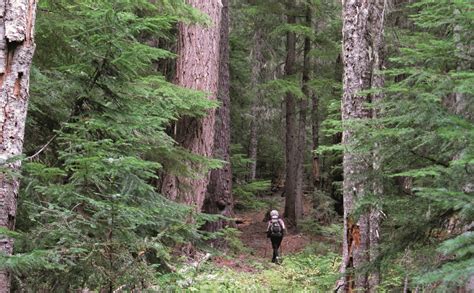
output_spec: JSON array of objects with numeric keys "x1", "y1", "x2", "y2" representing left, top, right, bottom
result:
[
  {"x1": 236, "y1": 193, "x2": 313, "y2": 260},
  {"x1": 211, "y1": 192, "x2": 338, "y2": 275}
]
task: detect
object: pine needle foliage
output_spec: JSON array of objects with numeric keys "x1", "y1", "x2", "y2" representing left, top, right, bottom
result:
[
  {"x1": 3, "y1": 0, "x2": 219, "y2": 290},
  {"x1": 358, "y1": 0, "x2": 473, "y2": 290}
]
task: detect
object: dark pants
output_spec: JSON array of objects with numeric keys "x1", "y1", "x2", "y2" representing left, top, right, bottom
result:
[{"x1": 270, "y1": 236, "x2": 283, "y2": 263}]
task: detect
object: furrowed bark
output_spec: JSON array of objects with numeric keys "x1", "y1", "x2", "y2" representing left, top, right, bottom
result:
[
  {"x1": 161, "y1": 0, "x2": 222, "y2": 211},
  {"x1": 295, "y1": 4, "x2": 312, "y2": 229},
  {"x1": 339, "y1": 0, "x2": 373, "y2": 291},
  {"x1": 338, "y1": 1, "x2": 386, "y2": 292},
  {"x1": 283, "y1": 6, "x2": 300, "y2": 225},
  {"x1": 0, "y1": 0, "x2": 38, "y2": 291},
  {"x1": 204, "y1": 0, "x2": 234, "y2": 234}
]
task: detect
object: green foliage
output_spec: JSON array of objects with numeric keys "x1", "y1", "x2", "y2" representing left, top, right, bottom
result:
[
  {"x1": 260, "y1": 78, "x2": 305, "y2": 101},
  {"x1": 358, "y1": 0, "x2": 474, "y2": 289},
  {"x1": 233, "y1": 180, "x2": 272, "y2": 211},
  {"x1": 159, "y1": 252, "x2": 341, "y2": 292},
  {"x1": 229, "y1": 144, "x2": 273, "y2": 210},
  {"x1": 229, "y1": 144, "x2": 253, "y2": 180},
  {"x1": 12, "y1": 0, "x2": 220, "y2": 290},
  {"x1": 417, "y1": 232, "x2": 474, "y2": 288},
  {"x1": 308, "y1": 190, "x2": 340, "y2": 225},
  {"x1": 217, "y1": 228, "x2": 251, "y2": 255}
]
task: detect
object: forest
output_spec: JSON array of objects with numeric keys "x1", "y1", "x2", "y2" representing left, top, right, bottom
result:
[{"x1": 0, "y1": 0, "x2": 472, "y2": 292}]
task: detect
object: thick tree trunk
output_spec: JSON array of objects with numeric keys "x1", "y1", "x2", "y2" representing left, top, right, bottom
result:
[
  {"x1": 161, "y1": 0, "x2": 222, "y2": 211},
  {"x1": 248, "y1": 28, "x2": 263, "y2": 181},
  {"x1": 203, "y1": 0, "x2": 234, "y2": 234},
  {"x1": 339, "y1": 0, "x2": 373, "y2": 291},
  {"x1": 338, "y1": 1, "x2": 386, "y2": 292},
  {"x1": 0, "y1": 0, "x2": 38, "y2": 291},
  {"x1": 283, "y1": 8, "x2": 300, "y2": 225},
  {"x1": 295, "y1": 5, "x2": 312, "y2": 228}
]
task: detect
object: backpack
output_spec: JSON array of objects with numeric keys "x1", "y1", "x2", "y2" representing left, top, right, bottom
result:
[{"x1": 270, "y1": 219, "x2": 283, "y2": 237}]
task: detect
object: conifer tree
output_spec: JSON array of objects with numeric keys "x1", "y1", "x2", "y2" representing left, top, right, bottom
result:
[
  {"x1": 368, "y1": 0, "x2": 473, "y2": 290},
  {"x1": 295, "y1": 2, "x2": 312, "y2": 229},
  {"x1": 0, "y1": 1, "x2": 38, "y2": 290},
  {"x1": 1, "y1": 1, "x2": 221, "y2": 290},
  {"x1": 339, "y1": 0, "x2": 385, "y2": 291},
  {"x1": 204, "y1": 0, "x2": 234, "y2": 233},
  {"x1": 283, "y1": 1, "x2": 302, "y2": 226},
  {"x1": 248, "y1": 27, "x2": 263, "y2": 181},
  {"x1": 161, "y1": 0, "x2": 222, "y2": 211}
]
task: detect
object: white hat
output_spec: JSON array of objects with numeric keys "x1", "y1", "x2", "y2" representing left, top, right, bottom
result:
[{"x1": 270, "y1": 210, "x2": 279, "y2": 218}]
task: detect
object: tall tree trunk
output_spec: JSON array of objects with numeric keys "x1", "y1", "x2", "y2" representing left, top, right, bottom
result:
[
  {"x1": 0, "y1": 0, "x2": 38, "y2": 291},
  {"x1": 310, "y1": 13, "x2": 321, "y2": 192},
  {"x1": 338, "y1": 1, "x2": 386, "y2": 292},
  {"x1": 248, "y1": 27, "x2": 263, "y2": 181},
  {"x1": 283, "y1": 6, "x2": 300, "y2": 225},
  {"x1": 295, "y1": 5, "x2": 312, "y2": 228},
  {"x1": 339, "y1": 0, "x2": 373, "y2": 291},
  {"x1": 369, "y1": 1, "x2": 386, "y2": 291},
  {"x1": 161, "y1": 0, "x2": 222, "y2": 211},
  {"x1": 248, "y1": 107, "x2": 258, "y2": 180},
  {"x1": 203, "y1": 0, "x2": 234, "y2": 234},
  {"x1": 311, "y1": 90, "x2": 320, "y2": 189}
]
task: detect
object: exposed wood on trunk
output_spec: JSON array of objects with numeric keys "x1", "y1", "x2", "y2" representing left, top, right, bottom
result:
[
  {"x1": 204, "y1": 0, "x2": 234, "y2": 235},
  {"x1": 283, "y1": 3, "x2": 301, "y2": 227},
  {"x1": 0, "y1": 0, "x2": 38, "y2": 290},
  {"x1": 161, "y1": 0, "x2": 222, "y2": 211},
  {"x1": 339, "y1": 0, "x2": 385, "y2": 291},
  {"x1": 338, "y1": 1, "x2": 386, "y2": 292}
]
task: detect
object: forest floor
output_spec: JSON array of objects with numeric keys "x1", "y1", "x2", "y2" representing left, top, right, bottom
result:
[
  {"x1": 160, "y1": 191, "x2": 342, "y2": 291},
  {"x1": 237, "y1": 191, "x2": 314, "y2": 258},
  {"x1": 212, "y1": 191, "x2": 326, "y2": 271}
]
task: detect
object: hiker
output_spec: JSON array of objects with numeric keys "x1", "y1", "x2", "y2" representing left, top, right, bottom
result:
[{"x1": 266, "y1": 210, "x2": 286, "y2": 263}]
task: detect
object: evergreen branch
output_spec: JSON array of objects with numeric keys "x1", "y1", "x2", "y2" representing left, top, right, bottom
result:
[
  {"x1": 409, "y1": 150, "x2": 450, "y2": 168},
  {"x1": 26, "y1": 133, "x2": 59, "y2": 161}
]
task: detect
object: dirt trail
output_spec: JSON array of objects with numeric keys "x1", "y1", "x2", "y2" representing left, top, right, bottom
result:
[{"x1": 236, "y1": 193, "x2": 313, "y2": 259}]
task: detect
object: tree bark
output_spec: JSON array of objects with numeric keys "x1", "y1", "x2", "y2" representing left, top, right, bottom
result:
[
  {"x1": 338, "y1": 1, "x2": 386, "y2": 292},
  {"x1": 295, "y1": 5, "x2": 312, "y2": 229},
  {"x1": 339, "y1": 0, "x2": 374, "y2": 291},
  {"x1": 310, "y1": 12, "x2": 321, "y2": 192},
  {"x1": 0, "y1": 0, "x2": 38, "y2": 291},
  {"x1": 311, "y1": 90, "x2": 320, "y2": 189},
  {"x1": 283, "y1": 6, "x2": 300, "y2": 225},
  {"x1": 203, "y1": 0, "x2": 234, "y2": 234},
  {"x1": 161, "y1": 0, "x2": 222, "y2": 211},
  {"x1": 248, "y1": 27, "x2": 263, "y2": 181}
]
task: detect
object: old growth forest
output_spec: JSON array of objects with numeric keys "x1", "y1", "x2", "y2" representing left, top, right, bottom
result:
[{"x1": 0, "y1": 0, "x2": 473, "y2": 292}]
